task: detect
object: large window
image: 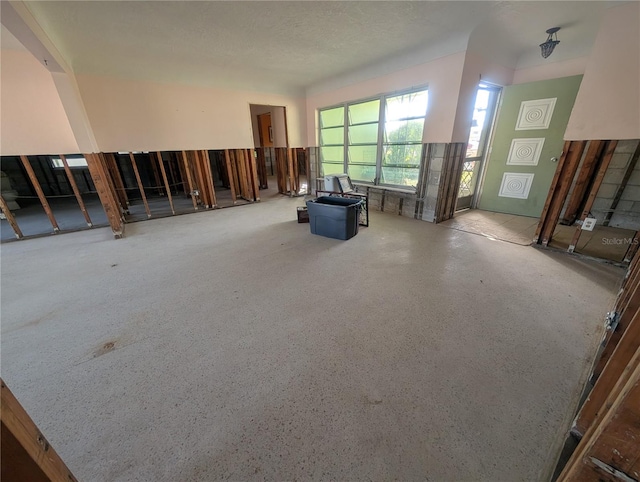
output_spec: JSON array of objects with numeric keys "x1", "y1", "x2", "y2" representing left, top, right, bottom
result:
[{"x1": 319, "y1": 88, "x2": 428, "y2": 189}]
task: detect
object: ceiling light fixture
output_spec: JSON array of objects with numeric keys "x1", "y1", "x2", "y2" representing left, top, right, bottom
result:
[{"x1": 540, "y1": 27, "x2": 561, "y2": 59}]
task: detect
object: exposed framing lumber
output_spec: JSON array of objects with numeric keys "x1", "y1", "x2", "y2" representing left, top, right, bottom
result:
[
  {"x1": 104, "y1": 153, "x2": 129, "y2": 212},
  {"x1": 1, "y1": 379, "x2": 78, "y2": 481},
  {"x1": 85, "y1": 153, "x2": 124, "y2": 238},
  {"x1": 247, "y1": 149, "x2": 261, "y2": 201},
  {"x1": 592, "y1": 274, "x2": 640, "y2": 382},
  {"x1": 604, "y1": 141, "x2": 640, "y2": 226},
  {"x1": 202, "y1": 150, "x2": 217, "y2": 207},
  {"x1": 193, "y1": 150, "x2": 208, "y2": 207},
  {"x1": 560, "y1": 348, "x2": 640, "y2": 480},
  {"x1": 0, "y1": 194, "x2": 23, "y2": 239},
  {"x1": 149, "y1": 152, "x2": 163, "y2": 195},
  {"x1": 176, "y1": 152, "x2": 189, "y2": 196},
  {"x1": 181, "y1": 150, "x2": 198, "y2": 210},
  {"x1": 256, "y1": 147, "x2": 268, "y2": 189},
  {"x1": 59, "y1": 154, "x2": 92, "y2": 226},
  {"x1": 574, "y1": 291, "x2": 640, "y2": 436},
  {"x1": 623, "y1": 232, "x2": 640, "y2": 264},
  {"x1": 229, "y1": 150, "x2": 241, "y2": 197},
  {"x1": 235, "y1": 149, "x2": 251, "y2": 201},
  {"x1": 128, "y1": 152, "x2": 151, "y2": 218},
  {"x1": 304, "y1": 147, "x2": 311, "y2": 194},
  {"x1": 534, "y1": 141, "x2": 587, "y2": 245},
  {"x1": 561, "y1": 140, "x2": 606, "y2": 225},
  {"x1": 223, "y1": 150, "x2": 237, "y2": 204},
  {"x1": 568, "y1": 141, "x2": 617, "y2": 252},
  {"x1": 19, "y1": 155, "x2": 59, "y2": 232},
  {"x1": 156, "y1": 152, "x2": 175, "y2": 215},
  {"x1": 287, "y1": 147, "x2": 295, "y2": 197}
]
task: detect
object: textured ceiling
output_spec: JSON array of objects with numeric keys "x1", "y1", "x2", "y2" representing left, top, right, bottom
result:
[{"x1": 22, "y1": 1, "x2": 616, "y2": 95}]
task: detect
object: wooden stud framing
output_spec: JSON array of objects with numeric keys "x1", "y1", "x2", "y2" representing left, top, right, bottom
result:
[
  {"x1": 224, "y1": 150, "x2": 237, "y2": 204},
  {"x1": 568, "y1": 141, "x2": 617, "y2": 252},
  {"x1": 560, "y1": 347, "x2": 640, "y2": 481},
  {"x1": 230, "y1": 150, "x2": 241, "y2": 197},
  {"x1": 304, "y1": 147, "x2": 311, "y2": 194},
  {"x1": 85, "y1": 153, "x2": 124, "y2": 238},
  {"x1": 105, "y1": 153, "x2": 129, "y2": 212},
  {"x1": 561, "y1": 140, "x2": 606, "y2": 225},
  {"x1": 623, "y1": 232, "x2": 640, "y2": 264},
  {"x1": 19, "y1": 155, "x2": 59, "y2": 232},
  {"x1": 256, "y1": 147, "x2": 268, "y2": 189},
  {"x1": 156, "y1": 152, "x2": 175, "y2": 215},
  {"x1": 202, "y1": 150, "x2": 217, "y2": 207},
  {"x1": 247, "y1": 149, "x2": 261, "y2": 201},
  {"x1": 0, "y1": 194, "x2": 23, "y2": 239},
  {"x1": 59, "y1": 154, "x2": 92, "y2": 226},
  {"x1": 534, "y1": 141, "x2": 587, "y2": 245},
  {"x1": 1, "y1": 379, "x2": 78, "y2": 481},
  {"x1": 287, "y1": 147, "x2": 295, "y2": 197},
  {"x1": 128, "y1": 152, "x2": 151, "y2": 218},
  {"x1": 149, "y1": 153, "x2": 163, "y2": 195},
  {"x1": 176, "y1": 152, "x2": 189, "y2": 196},
  {"x1": 235, "y1": 149, "x2": 251, "y2": 200},
  {"x1": 181, "y1": 151, "x2": 198, "y2": 210}
]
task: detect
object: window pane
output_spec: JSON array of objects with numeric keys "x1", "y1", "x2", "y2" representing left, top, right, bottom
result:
[
  {"x1": 384, "y1": 119, "x2": 424, "y2": 143},
  {"x1": 320, "y1": 107, "x2": 344, "y2": 128},
  {"x1": 348, "y1": 145, "x2": 377, "y2": 165},
  {"x1": 348, "y1": 164, "x2": 377, "y2": 182},
  {"x1": 348, "y1": 100, "x2": 380, "y2": 125},
  {"x1": 321, "y1": 127, "x2": 344, "y2": 145},
  {"x1": 385, "y1": 90, "x2": 428, "y2": 121},
  {"x1": 322, "y1": 162, "x2": 345, "y2": 176},
  {"x1": 349, "y1": 123, "x2": 378, "y2": 144},
  {"x1": 381, "y1": 166, "x2": 419, "y2": 187},
  {"x1": 382, "y1": 144, "x2": 422, "y2": 167},
  {"x1": 320, "y1": 146, "x2": 344, "y2": 163}
]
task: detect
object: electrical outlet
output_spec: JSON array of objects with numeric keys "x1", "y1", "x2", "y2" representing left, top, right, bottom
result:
[{"x1": 582, "y1": 217, "x2": 597, "y2": 231}]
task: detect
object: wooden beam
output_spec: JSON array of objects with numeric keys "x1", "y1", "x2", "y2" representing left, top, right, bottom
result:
[
  {"x1": 149, "y1": 152, "x2": 163, "y2": 195},
  {"x1": 85, "y1": 154, "x2": 123, "y2": 238},
  {"x1": 0, "y1": 194, "x2": 23, "y2": 239},
  {"x1": 202, "y1": 150, "x2": 217, "y2": 207},
  {"x1": 59, "y1": 154, "x2": 92, "y2": 226},
  {"x1": 561, "y1": 140, "x2": 606, "y2": 225},
  {"x1": 287, "y1": 147, "x2": 295, "y2": 197},
  {"x1": 534, "y1": 141, "x2": 587, "y2": 245},
  {"x1": 247, "y1": 149, "x2": 261, "y2": 201},
  {"x1": 235, "y1": 149, "x2": 251, "y2": 200},
  {"x1": 1, "y1": 379, "x2": 78, "y2": 482},
  {"x1": 176, "y1": 152, "x2": 189, "y2": 196},
  {"x1": 623, "y1": 232, "x2": 640, "y2": 264},
  {"x1": 604, "y1": 141, "x2": 640, "y2": 226},
  {"x1": 574, "y1": 300, "x2": 640, "y2": 436},
  {"x1": 19, "y1": 155, "x2": 59, "y2": 233},
  {"x1": 256, "y1": 147, "x2": 268, "y2": 189},
  {"x1": 304, "y1": 147, "x2": 311, "y2": 194},
  {"x1": 104, "y1": 153, "x2": 129, "y2": 212},
  {"x1": 229, "y1": 150, "x2": 241, "y2": 197},
  {"x1": 128, "y1": 152, "x2": 151, "y2": 218},
  {"x1": 156, "y1": 152, "x2": 175, "y2": 215},
  {"x1": 181, "y1": 151, "x2": 198, "y2": 210},
  {"x1": 224, "y1": 150, "x2": 237, "y2": 204},
  {"x1": 560, "y1": 348, "x2": 640, "y2": 481},
  {"x1": 568, "y1": 141, "x2": 618, "y2": 252},
  {"x1": 190, "y1": 150, "x2": 209, "y2": 207}
]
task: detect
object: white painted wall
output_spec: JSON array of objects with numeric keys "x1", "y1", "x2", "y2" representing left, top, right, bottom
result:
[
  {"x1": 76, "y1": 74, "x2": 307, "y2": 152},
  {"x1": 0, "y1": 49, "x2": 79, "y2": 155},
  {"x1": 513, "y1": 57, "x2": 588, "y2": 85},
  {"x1": 450, "y1": 51, "x2": 514, "y2": 143},
  {"x1": 565, "y1": 2, "x2": 640, "y2": 140},
  {"x1": 305, "y1": 52, "x2": 468, "y2": 146}
]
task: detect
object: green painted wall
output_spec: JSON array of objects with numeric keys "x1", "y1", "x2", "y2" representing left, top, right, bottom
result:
[{"x1": 478, "y1": 75, "x2": 583, "y2": 218}]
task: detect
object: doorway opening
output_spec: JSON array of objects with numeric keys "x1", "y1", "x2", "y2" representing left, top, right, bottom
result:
[{"x1": 456, "y1": 83, "x2": 501, "y2": 211}]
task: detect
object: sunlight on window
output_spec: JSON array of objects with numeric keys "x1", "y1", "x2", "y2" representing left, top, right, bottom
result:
[{"x1": 51, "y1": 157, "x2": 88, "y2": 168}]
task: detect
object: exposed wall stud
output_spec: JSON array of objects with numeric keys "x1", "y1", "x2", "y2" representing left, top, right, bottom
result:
[
  {"x1": 0, "y1": 194, "x2": 23, "y2": 239},
  {"x1": 128, "y1": 152, "x2": 151, "y2": 218},
  {"x1": 156, "y1": 152, "x2": 175, "y2": 215},
  {"x1": 181, "y1": 150, "x2": 198, "y2": 210},
  {"x1": 59, "y1": 154, "x2": 93, "y2": 226},
  {"x1": 19, "y1": 155, "x2": 59, "y2": 232}
]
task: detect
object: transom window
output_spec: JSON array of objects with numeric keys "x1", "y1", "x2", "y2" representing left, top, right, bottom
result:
[{"x1": 319, "y1": 88, "x2": 428, "y2": 189}]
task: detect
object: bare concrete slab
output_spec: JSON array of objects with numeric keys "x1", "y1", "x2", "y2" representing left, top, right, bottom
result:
[{"x1": 0, "y1": 196, "x2": 623, "y2": 481}]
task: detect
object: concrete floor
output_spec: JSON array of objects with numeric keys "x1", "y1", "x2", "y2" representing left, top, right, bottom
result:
[
  {"x1": 443, "y1": 210, "x2": 540, "y2": 245},
  {"x1": 0, "y1": 195, "x2": 624, "y2": 481}
]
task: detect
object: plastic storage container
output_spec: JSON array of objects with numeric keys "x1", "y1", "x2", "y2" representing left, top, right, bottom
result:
[{"x1": 306, "y1": 196, "x2": 363, "y2": 240}]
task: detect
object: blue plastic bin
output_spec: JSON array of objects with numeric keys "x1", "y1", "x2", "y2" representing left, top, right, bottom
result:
[{"x1": 306, "y1": 196, "x2": 363, "y2": 240}]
